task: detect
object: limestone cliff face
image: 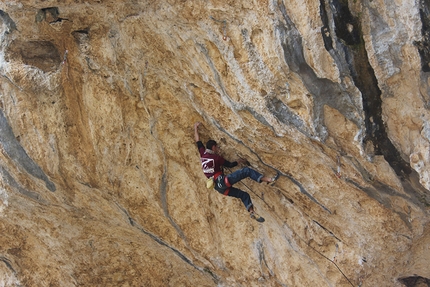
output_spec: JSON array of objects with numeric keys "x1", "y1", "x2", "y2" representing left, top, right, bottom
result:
[{"x1": 0, "y1": 0, "x2": 429, "y2": 286}]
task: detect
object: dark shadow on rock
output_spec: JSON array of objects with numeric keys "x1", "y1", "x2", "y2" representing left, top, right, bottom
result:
[
  {"x1": 399, "y1": 276, "x2": 430, "y2": 287},
  {"x1": 0, "y1": 109, "x2": 55, "y2": 192},
  {"x1": 5, "y1": 40, "x2": 61, "y2": 72}
]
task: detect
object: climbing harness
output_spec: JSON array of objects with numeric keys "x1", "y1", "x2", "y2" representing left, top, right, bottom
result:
[
  {"x1": 214, "y1": 173, "x2": 231, "y2": 195},
  {"x1": 207, "y1": 171, "x2": 222, "y2": 189},
  {"x1": 210, "y1": 16, "x2": 227, "y2": 40}
]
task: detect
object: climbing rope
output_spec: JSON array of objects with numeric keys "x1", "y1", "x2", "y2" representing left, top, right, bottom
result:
[{"x1": 209, "y1": 16, "x2": 227, "y2": 40}]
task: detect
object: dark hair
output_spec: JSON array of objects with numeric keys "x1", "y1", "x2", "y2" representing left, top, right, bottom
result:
[{"x1": 206, "y1": 140, "x2": 217, "y2": 150}]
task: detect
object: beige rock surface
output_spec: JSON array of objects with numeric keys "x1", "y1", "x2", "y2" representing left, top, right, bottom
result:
[{"x1": 0, "y1": 0, "x2": 429, "y2": 286}]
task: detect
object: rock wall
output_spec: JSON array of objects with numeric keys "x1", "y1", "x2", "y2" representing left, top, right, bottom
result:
[{"x1": 0, "y1": 0, "x2": 429, "y2": 286}]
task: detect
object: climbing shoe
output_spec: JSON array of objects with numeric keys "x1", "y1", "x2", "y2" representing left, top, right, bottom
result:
[
  {"x1": 250, "y1": 212, "x2": 265, "y2": 223},
  {"x1": 268, "y1": 172, "x2": 280, "y2": 186}
]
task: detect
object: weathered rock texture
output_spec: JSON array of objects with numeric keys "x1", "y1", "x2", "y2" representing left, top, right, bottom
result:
[{"x1": 0, "y1": 0, "x2": 430, "y2": 286}]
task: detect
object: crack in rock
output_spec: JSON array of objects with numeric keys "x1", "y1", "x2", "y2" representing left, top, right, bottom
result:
[
  {"x1": 275, "y1": 0, "x2": 362, "y2": 141},
  {"x1": 211, "y1": 119, "x2": 332, "y2": 214},
  {"x1": 0, "y1": 110, "x2": 55, "y2": 192},
  {"x1": 0, "y1": 165, "x2": 45, "y2": 203},
  {"x1": 114, "y1": 202, "x2": 220, "y2": 284},
  {"x1": 320, "y1": 0, "x2": 413, "y2": 179},
  {"x1": 415, "y1": 0, "x2": 430, "y2": 73},
  {"x1": 0, "y1": 10, "x2": 17, "y2": 33}
]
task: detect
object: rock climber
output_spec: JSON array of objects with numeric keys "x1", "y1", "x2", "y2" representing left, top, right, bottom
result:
[{"x1": 194, "y1": 122, "x2": 278, "y2": 222}]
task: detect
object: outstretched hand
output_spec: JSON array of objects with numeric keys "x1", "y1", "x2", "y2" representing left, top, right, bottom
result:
[{"x1": 194, "y1": 122, "x2": 201, "y2": 142}]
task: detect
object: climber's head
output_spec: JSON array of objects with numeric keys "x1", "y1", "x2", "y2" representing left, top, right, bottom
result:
[{"x1": 206, "y1": 140, "x2": 219, "y2": 153}]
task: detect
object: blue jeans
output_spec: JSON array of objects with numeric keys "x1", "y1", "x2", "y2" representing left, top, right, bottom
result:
[
  {"x1": 214, "y1": 167, "x2": 263, "y2": 211},
  {"x1": 226, "y1": 167, "x2": 264, "y2": 185}
]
